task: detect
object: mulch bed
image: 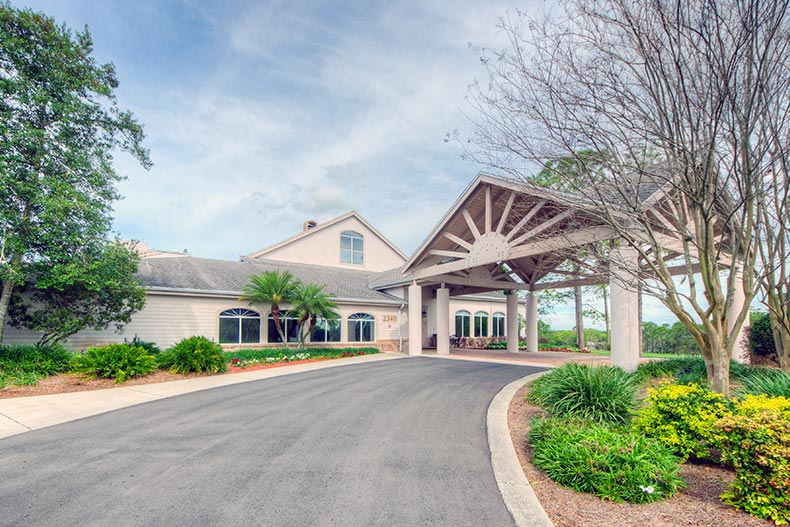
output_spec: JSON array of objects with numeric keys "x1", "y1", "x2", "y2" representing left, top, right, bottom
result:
[
  {"x1": 0, "y1": 358, "x2": 332, "y2": 399},
  {"x1": 507, "y1": 383, "x2": 773, "y2": 527}
]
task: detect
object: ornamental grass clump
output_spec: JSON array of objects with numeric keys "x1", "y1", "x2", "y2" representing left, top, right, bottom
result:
[
  {"x1": 529, "y1": 417, "x2": 685, "y2": 503},
  {"x1": 715, "y1": 407, "x2": 790, "y2": 525},
  {"x1": 735, "y1": 367, "x2": 790, "y2": 398},
  {"x1": 526, "y1": 363, "x2": 639, "y2": 424},
  {"x1": 632, "y1": 382, "x2": 734, "y2": 461},
  {"x1": 158, "y1": 336, "x2": 226, "y2": 375},
  {"x1": 71, "y1": 344, "x2": 156, "y2": 384}
]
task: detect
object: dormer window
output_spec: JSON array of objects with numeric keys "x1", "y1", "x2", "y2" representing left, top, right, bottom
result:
[{"x1": 340, "y1": 231, "x2": 363, "y2": 265}]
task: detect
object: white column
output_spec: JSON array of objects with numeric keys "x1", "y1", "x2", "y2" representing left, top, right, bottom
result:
[
  {"x1": 610, "y1": 244, "x2": 640, "y2": 371},
  {"x1": 506, "y1": 292, "x2": 519, "y2": 353},
  {"x1": 727, "y1": 266, "x2": 749, "y2": 364},
  {"x1": 436, "y1": 285, "x2": 450, "y2": 355},
  {"x1": 408, "y1": 282, "x2": 422, "y2": 356},
  {"x1": 526, "y1": 292, "x2": 538, "y2": 353}
]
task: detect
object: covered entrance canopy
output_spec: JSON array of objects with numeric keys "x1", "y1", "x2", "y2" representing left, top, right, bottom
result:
[{"x1": 401, "y1": 174, "x2": 743, "y2": 371}]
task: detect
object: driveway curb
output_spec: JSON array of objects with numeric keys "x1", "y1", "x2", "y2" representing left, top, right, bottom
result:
[{"x1": 487, "y1": 371, "x2": 554, "y2": 527}]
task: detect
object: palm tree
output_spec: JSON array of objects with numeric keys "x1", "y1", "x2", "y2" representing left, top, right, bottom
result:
[
  {"x1": 289, "y1": 282, "x2": 339, "y2": 350},
  {"x1": 240, "y1": 270, "x2": 297, "y2": 345}
]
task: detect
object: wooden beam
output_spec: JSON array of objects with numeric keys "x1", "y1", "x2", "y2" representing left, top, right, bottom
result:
[
  {"x1": 533, "y1": 276, "x2": 607, "y2": 291},
  {"x1": 485, "y1": 185, "x2": 492, "y2": 234},
  {"x1": 495, "y1": 191, "x2": 517, "y2": 235},
  {"x1": 509, "y1": 209, "x2": 575, "y2": 247},
  {"x1": 428, "y1": 273, "x2": 533, "y2": 291},
  {"x1": 443, "y1": 232, "x2": 473, "y2": 251},
  {"x1": 507, "y1": 226, "x2": 616, "y2": 260},
  {"x1": 428, "y1": 249, "x2": 469, "y2": 259},
  {"x1": 462, "y1": 208, "x2": 481, "y2": 241},
  {"x1": 504, "y1": 199, "x2": 547, "y2": 242}
]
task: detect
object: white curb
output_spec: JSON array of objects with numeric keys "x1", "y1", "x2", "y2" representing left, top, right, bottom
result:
[{"x1": 487, "y1": 372, "x2": 554, "y2": 527}]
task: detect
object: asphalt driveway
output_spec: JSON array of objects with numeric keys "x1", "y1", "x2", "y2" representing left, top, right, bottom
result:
[{"x1": 0, "y1": 357, "x2": 542, "y2": 527}]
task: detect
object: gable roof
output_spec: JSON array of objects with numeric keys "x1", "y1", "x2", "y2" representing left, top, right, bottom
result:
[
  {"x1": 245, "y1": 211, "x2": 407, "y2": 260},
  {"x1": 137, "y1": 256, "x2": 405, "y2": 305}
]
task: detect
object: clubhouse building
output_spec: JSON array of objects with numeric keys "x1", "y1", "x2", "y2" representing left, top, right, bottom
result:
[{"x1": 3, "y1": 173, "x2": 749, "y2": 370}]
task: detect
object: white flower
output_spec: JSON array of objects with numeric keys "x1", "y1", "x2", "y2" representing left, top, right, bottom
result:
[{"x1": 639, "y1": 485, "x2": 655, "y2": 494}]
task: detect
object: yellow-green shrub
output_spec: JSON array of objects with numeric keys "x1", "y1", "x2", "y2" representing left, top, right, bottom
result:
[
  {"x1": 736, "y1": 394, "x2": 790, "y2": 418},
  {"x1": 715, "y1": 409, "x2": 790, "y2": 524},
  {"x1": 632, "y1": 382, "x2": 733, "y2": 461}
]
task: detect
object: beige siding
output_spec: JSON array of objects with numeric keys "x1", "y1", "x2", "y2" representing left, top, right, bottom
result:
[
  {"x1": 2, "y1": 292, "x2": 408, "y2": 351},
  {"x1": 255, "y1": 216, "x2": 405, "y2": 272}
]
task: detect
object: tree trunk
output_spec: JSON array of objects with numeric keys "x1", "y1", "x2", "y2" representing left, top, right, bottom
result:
[
  {"x1": 704, "y1": 338, "x2": 731, "y2": 396},
  {"x1": 602, "y1": 286, "x2": 610, "y2": 348},
  {"x1": 271, "y1": 304, "x2": 288, "y2": 348},
  {"x1": 574, "y1": 285, "x2": 585, "y2": 348},
  {"x1": 0, "y1": 279, "x2": 15, "y2": 343}
]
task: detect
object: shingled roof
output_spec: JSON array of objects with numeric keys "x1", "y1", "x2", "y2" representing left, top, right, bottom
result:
[{"x1": 137, "y1": 256, "x2": 405, "y2": 305}]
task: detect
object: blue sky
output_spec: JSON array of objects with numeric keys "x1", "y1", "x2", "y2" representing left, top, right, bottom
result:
[{"x1": 12, "y1": 0, "x2": 681, "y2": 330}]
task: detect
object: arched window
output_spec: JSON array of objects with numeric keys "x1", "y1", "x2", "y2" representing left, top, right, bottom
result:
[
  {"x1": 492, "y1": 312, "x2": 506, "y2": 337},
  {"x1": 348, "y1": 313, "x2": 375, "y2": 342},
  {"x1": 455, "y1": 310, "x2": 471, "y2": 337},
  {"x1": 340, "y1": 231, "x2": 364, "y2": 265},
  {"x1": 311, "y1": 316, "x2": 341, "y2": 343},
  {"x1": 268, "y1": 313, "x2": 300, "y2": 343},
  {"x1": 474, "y1": 311, "x2": 489, "y2": 337},
  {"x1": 219, "y1": 308, "x2": 261, "y2": 344}
]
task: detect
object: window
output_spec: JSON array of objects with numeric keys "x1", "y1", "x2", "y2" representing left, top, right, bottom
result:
[
  {"x1": 267, "y1": 313, "x2": 300, "y2": 343},
  {"x1": 492, "y1": 312, "x2": 506, "y2": 337},
  {"x1": 455, "y1": 310, "x2": 471, "y2": 337},
  {"x1": 474, "y1": 311, "x2": 489, "y2": 337},
  {"x1": 340, "y1": 231, "x2": 364, "y2": 265},
  {"x1": 219, "y1": 308, "x2": 261, "y2": 344},
  {"x1": 311, "y1": 316, "x2": 341, "y2": 343},
  {"x1": 348, "y1": 313, "x2": 375, "y2": 342}
]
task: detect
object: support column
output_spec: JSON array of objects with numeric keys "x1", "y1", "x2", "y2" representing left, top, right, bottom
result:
[
  {"x1": 526, "y1": 292, "x2": 538, "y2": 353},
  {"x1": 506, "y1": 292, "x2": 519, "y2": 353},
  {"x1": 408, "y1": 282, "x2": 423, "y2": 356},
  {"x1": 436, "y1": 285, "x2": 450, "y2": 355},
  {"x1": 727, "y1": 266, "x2": 749, "y2": 364},
  {"x1": 610, "y1": 245, "x2": 640, "y2": 371}
]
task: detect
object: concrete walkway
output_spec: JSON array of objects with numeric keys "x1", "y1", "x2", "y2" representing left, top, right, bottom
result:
[
  {"x1": 429, "y1": 347, "x2": 615, "y2": 368},
  {"x1": 0, "y1": 352, "x2": 404, "y2": 439}
]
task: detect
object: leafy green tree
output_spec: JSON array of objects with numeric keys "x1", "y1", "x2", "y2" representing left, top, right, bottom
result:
[
  {"x1": 8, "y1": 241, "x2": 146, "y2": 345},
  {"x1": 240, "y1": 270, "x2": 297, "y2": 344},
  {"x1": 288, "y1": 282, "x2": 338, "y2": 350},
  {"x1": 0, "y1": 3, "x2": 150, "y2": 342}
]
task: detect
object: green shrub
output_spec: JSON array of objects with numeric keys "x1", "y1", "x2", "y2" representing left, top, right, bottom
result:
[
  {"x1": 636, "y1": 356, "x2": 751, "y2": 385},
  {"x1": 747, "y1": 311, "x2": 777, "y2": 361},
  {"x1": 71, "y1": 344, "x2": 156, "y2": 384},
  {"x1": 125, "y1": 335, "x2": 161, "y2": 355},
  {"x1": 159, "y1": 336, "x2": 226, "y2": 374},
  {"x1": 526, "y1": 363, "x2": 638, "y2": 424},
  {"x1": 0, "y1": 344, "x2": 72, "y2": 388},
  {"x1": 225, "y1": 347, "x2": 378, "y2": 362},
  {"x1": 715, "y1": 409, "x2": 790, "y2": 524},
  {"x1": 632, "y1": 382, "x2": 734, "y2": 461},
  {"x1": 736, "y1": 367, "x2": 790, "y2": 398},
  {"x1": 529, "y1": 417, "x2": 684, "y2": 503}
]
